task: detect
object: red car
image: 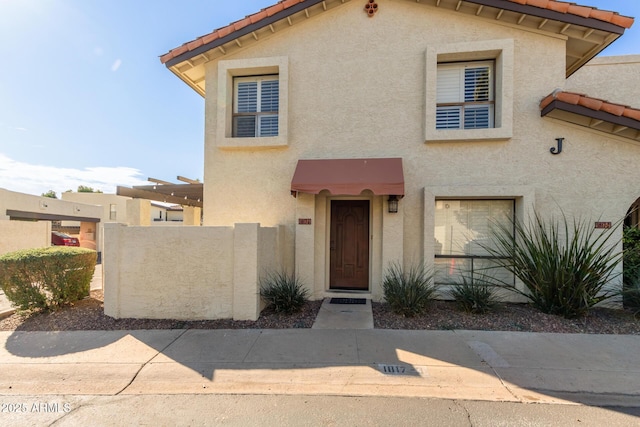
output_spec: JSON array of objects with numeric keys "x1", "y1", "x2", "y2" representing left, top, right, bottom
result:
[{"x1": 51, "y1": 231, "x2": 80, "y2": 247}]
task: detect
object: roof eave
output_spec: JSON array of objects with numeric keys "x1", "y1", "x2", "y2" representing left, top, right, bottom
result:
[
  {"x1": 164, "y1": 0, "x2": 326, "y2": 69},
  {"x1": 542, "y1": 100, "x2": 640, "y2": 141},
  {"x1": 466, "y1": 0, "x2": 627, "y2": 34}
]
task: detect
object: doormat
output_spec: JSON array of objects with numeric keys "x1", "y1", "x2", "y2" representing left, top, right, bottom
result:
[{"x1": 330, "y1": 298, "x2": 366, "y2": 304}]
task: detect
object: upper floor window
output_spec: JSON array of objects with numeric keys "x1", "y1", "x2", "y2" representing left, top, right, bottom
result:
[
  {"x1": 424, "y1": 39, "x2": 513, "y2": 142},
  {"x1": 436, "y1": 61, "x2": 494, "y2": 130},
  {"x1": 233, "y1": 76, "x2": 279, "y2": 138},
  {"x1": 109, "y1": 204, "x2": 117, "y2": 221}
]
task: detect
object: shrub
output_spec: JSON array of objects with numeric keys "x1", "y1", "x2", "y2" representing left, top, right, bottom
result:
[
  {"x1": 623, "y1": 281, "x2": 640, "y2": 317},
  {"x1": 623, "y1": 226, "x2": 640, "y2": 311},
  {"x1": 383, "y1": 262, "x2": 437, "y2": 317},
  {"x1": 0, "y1": 247, "x2": 96, "y2": 311},
  {"x1": 449, "y1": 274, "x2": 501, "y2": 314},
  {"x1": 260, "y1": 271, "x2": 309, "y2": 314},
  {"x1": 485, "y1": 211, "x2": 621, "y2": 319}
]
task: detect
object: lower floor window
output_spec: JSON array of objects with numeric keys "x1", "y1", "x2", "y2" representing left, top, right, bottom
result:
[{"x1": 434, "y1": 199, "x2": 514, "y2": 285}]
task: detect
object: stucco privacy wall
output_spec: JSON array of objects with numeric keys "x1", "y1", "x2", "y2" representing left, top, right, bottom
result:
[
  {"x1": 198, "y1": 1, "x2": 640, "y2": 300},
  {"x1": 0, "y1": 221, "x2": 50, "y2": 256},
  {"x1": 103, "y1": 223, "x2": 282, "y2": 321}
]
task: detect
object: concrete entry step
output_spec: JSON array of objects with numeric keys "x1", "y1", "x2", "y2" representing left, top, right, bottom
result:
[{"x1": 312, "y1": 298, "x2": 374, "y2": 329}]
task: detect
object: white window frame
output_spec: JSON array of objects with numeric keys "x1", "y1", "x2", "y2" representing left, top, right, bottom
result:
[
  {"x1": 233, "y1": 75, "x2": 279, "y2": 138},
  {"x1": 216, "y1": 57, "x2": 289, "y2": 149},
  {"x1": 425, "y1": 39, "x2": 513, "y2": 142},
  {"x1": 436, "y1": 61, "x2": 495, "y2": 130}
]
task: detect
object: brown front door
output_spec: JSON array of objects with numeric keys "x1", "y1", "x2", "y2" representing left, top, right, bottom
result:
[{"x1": 330, "y1": 200, "x2": 370, "y2": 290}]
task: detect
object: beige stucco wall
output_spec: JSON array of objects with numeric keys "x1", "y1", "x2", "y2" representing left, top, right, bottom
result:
[
  {"x1": 199, "y1": 2, "x2": 637, "y2": 300},
  {"x1": 567, "y1": 55, "x2": 640, "y2": 107},
  {"x1": 103, "y1": 223, "x2": 282, "y2": 320},
  {"x1": 0, "y1": 221, "x2": 50, "y2": 256}
]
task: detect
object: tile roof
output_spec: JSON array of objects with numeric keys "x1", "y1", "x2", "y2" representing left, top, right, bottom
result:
[
  {"x1": 540, "y1": 90, "x2": 640, "y2": 122},
  {"x1": 159, "y1": 0, "x2": 634, "y2": 65},
  {"x1": 513, "y1": 1, "x2": 633, "y2": 28}
]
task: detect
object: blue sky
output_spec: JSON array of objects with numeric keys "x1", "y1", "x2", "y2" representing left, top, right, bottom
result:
[{"x1": 0, "y1": 0, "x2": 639, "y2": 196}]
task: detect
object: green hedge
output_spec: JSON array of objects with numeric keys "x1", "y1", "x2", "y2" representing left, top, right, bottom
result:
[{"x1": 0, "y1": 247, "x2": 97, "y2": 311}]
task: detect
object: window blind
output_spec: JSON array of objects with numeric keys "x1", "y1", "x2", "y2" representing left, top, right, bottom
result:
[
  {"x1": 436, "y1": 62, "x2": 494, "y2": 130},
  {"x1": 233, "y1": 76, "x2": 279, "y2": 137}
]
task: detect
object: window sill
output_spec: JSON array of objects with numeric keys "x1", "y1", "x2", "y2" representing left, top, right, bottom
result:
[
  {"x1": 425, "y1": 127, "x2": 512, "y2": 143},
  {"x1": 217, "y1": 135, "x2": 288, "y2": 150}
]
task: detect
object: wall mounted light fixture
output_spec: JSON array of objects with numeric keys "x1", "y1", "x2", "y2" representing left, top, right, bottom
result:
[{"x1": 388, "y1": 195, "x2": 399, "y2": 213}]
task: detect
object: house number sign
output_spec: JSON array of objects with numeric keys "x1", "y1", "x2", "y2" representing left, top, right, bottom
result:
[
  {"x1": 594, "y1": 222, "x2": 612, "y2": 229},
  {"x1": 299, "y1": 218, "x2": 312, "y2": 225},
  {"x1": 550, "y1": 138, "x2": 564, "y2": 155}
]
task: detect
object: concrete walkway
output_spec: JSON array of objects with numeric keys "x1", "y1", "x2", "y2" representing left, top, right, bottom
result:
[
  {"x1": 1, "y1": 329, "x2": 639, "y2": 407},
  {"x1": 312, "y1": 298, "x2": 374, "y2": 329}
]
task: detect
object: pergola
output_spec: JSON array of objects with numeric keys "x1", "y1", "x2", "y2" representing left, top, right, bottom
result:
[{"x1": 117, "y1": 176, "x2": 203, "y2": 208}]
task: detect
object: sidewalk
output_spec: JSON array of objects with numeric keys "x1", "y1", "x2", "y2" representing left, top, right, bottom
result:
[
  {"x1": 1, "y1": 328, "x2": 639, "y2": 407},
  {"x1": 1, "y1": 266, "x2": 639, "y2": 407}
]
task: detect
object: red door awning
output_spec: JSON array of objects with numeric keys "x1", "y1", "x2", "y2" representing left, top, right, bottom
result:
[{"x1": 291, "y1": 158, "x2": 404, "y2": 197}]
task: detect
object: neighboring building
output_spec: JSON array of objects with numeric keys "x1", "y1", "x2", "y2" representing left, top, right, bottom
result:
[
  {"x1": 157, "y1": 0, "x2": 638, "y2": 302},
  {"x1": 151, "y1": 201, "x2": 185, "y2": 223},
  {"x1": 60, "y1": 192, "x2": 189, "y2": 253},
  {"x1": 0, "y1": 188, "x2": 102, "y2": 255},
  {"x1": 61, "y1": 192, "x2": 186, "y2": 226},
  {"x1": 61, "y1": 193, "x2": 130, "y2": 225}
]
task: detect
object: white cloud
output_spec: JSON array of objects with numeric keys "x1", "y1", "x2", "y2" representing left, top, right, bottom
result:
[
  {"x1": 111, "y1": 59, "x2": 122, "y2": 72},
  {"x1": 0, "y1": 153, "x2": 149, "y2": 197}
]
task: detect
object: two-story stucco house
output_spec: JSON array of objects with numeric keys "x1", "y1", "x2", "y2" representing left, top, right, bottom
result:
[{"x1": 156, "y1": 0, "x2": 639, "y2": 304}]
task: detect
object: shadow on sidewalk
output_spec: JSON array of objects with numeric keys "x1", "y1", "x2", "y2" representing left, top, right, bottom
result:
[{"x1": 4, "y1": 327, "x2": 640, "y2": 414}]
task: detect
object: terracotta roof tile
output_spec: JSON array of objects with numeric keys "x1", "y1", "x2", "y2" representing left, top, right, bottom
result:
[
  {"x1": 540, "y1": 90, "x2": 640, "y2": 121},
  {"x1": 233, "y1": 17, "x2": 252, "y2": 31},
  {"x1": 623, "y1": 108, "x2": 640, "y2": 122},
  {"x1": 527, "y1": 0, "x2": 550, "y2": 8},
  {"x1": 611, "y1": 14, "x2": 635, "y2": 29},
  {"x1": 566, "y1": 4, "x2": 593, "y2": 19},
  {"x1": 201, "y1": 32, "x2": 219, "y2": 45},
  {"x1": 186, "y1": 38, "x2": 204, "y2": 51},
  {"x1": 160, "y1": 0, "x2": 635, "y2": 65},
  {"x1": 547, "y1": 1, "x2": 571, "y2": 13},
  {"x1": 266, "y1": 3, "x2": 285, "y2": 17},
  {"x1": 600, "y1": 102, "x2": 626, "y2": 116}
]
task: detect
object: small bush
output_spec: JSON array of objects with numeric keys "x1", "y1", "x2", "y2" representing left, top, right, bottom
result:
[
  {"x1": 0, "y1": 247, "x2": 96, "y2": 312},
  {"x1": 449, "y1": 274, "x2": 501, "y2": 314},
  {"x1": 383, "y1": 262, "x2": 437, "y2": 317},
  {"x1": 260, "y1": 271, "x2": 309, "y2": 314},
  {"x1": 622, "y1": 281, "x2": 640, "y2": 316},
  {"x1": 485, "y1": 211, "x2": 621, "y2": 319},
  {"x1": 623, "y1": 226, "x2": 640, "y2": 311}
]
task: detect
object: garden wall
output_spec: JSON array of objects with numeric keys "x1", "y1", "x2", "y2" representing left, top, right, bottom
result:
[
  {"x1": 0, "y1": 221, "x2": 50, "y2": 256},
  {"x1": 103, "y1": 223, "x2": 285, "y2": 321}
]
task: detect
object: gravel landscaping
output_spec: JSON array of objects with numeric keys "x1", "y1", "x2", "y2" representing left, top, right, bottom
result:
[{"x1": 1, "y1": 290, "x2": 638, "y2": 334}]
